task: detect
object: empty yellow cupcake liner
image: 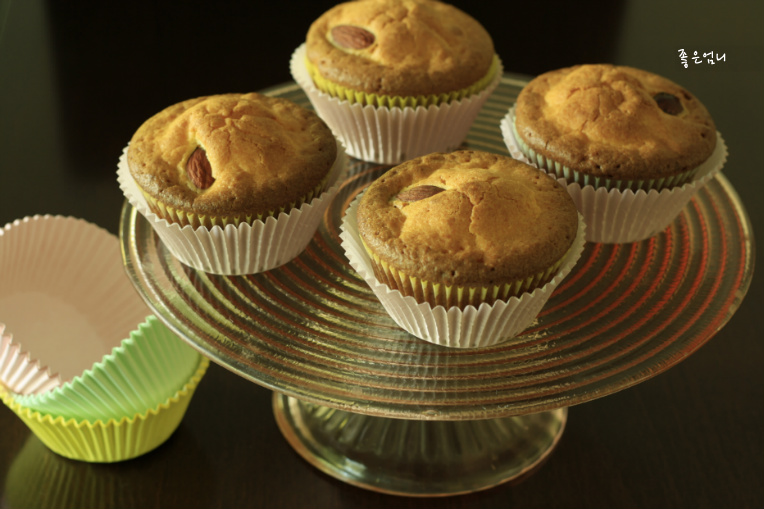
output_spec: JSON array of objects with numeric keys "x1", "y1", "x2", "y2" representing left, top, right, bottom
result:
[
  {"x1": 306, "y1": 54, "x2": 501, "y2": 108},
  {"x1": 361, "y1": 239, "x2": 566, "y2": 310},
  {"x1": 140, "y1": 177, "x2": 329, "y2": 230},
  {"x1": 509, "y1": 114, "x2": 699, "y2": 192},
  {"x1": 0, "y1": 356, "x2": 210, "y2": 463}
]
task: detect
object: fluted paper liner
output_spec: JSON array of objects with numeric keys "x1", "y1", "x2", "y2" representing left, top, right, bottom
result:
[
  {"x1": 118, "y1": 141, "x2": 347, "y2": 275},
  {"x1": 501, "y1": 106, "x2": 728, "y2": 243},
  {"x1": 0, "y1": 324, "x2": 61, "y2": 396},
  {"x1": 291, "y1": 44, "x2": 503, "y2": 165},
  {"x1": 0, "y1": 357, "x2": 209, "y2": 463},
  {"x1": 340, "y1": 193, "x2": 586, "y2": 348},
  {"x1": 0, "y1": 215, "x2": 208, "y2": 461},
  {"x1": 0, "y1": 216, "x2": 153, "y2": 384},
  {"x1": 15, "y1": 316, "x2": 201, "y2": 422}
]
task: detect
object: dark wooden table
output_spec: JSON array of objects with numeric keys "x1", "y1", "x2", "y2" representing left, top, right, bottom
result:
[{"x1": 1, "y1": 1, "x2": 762, "y2": 507}]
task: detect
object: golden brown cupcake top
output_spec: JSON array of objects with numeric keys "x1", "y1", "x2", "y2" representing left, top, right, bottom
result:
[
  {"x1": 514, "y1": 64, "x2": 717, "y2": 180},
  {"x1": 306, "y1": 0, "x2": 495, "y2": 97},
  {"x1": 127, "y1": 93, "x2": 337, "y2": 218},
  {"x1": 357, "y1": 150, "x2": 578, "y2": 286}
]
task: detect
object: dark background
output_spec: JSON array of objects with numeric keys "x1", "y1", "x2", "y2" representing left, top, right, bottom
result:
[{"x1": 1, "y1": 1, "x2": 762, "y2": 508}]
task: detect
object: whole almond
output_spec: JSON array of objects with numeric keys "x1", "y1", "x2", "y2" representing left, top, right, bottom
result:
[
  {"x1": 396, "y1": 185, "x2": 445, "y2": 202},
  {"x1": 653, "y1": 92, "x2": 684, "y2": 115},
  {"x1": 331, "y1": 25, "x2": 375, "y2": 50},
  {"x1": 186, "y1": 147, "x2": 215, "y2": 189}
]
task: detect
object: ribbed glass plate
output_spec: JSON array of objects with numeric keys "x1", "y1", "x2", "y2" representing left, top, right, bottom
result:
[{"x1": 120, "y1": 75, "x2": 754, "y2": 421}]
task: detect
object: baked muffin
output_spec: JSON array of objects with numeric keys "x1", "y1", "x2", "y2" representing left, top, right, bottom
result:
[
  {"x1": 291, "y1": 0, "x2": 502, "y2": 164},
  {"x1": 127, "y1": 92, "x2": 337, "y2": 228},
  {"x1": 305, "y1": 0, "x2": 498, "y2": 107},
  {"x1": 356, "y1": 150, "x2": 579, "y2": 309},
  {"x1": 119, "y1": 92, "x2": 347, "y2": 275},
  {"x1": 502, "y1": 64, "x2": 727, "y2": 243},
  {"x1": 511, "y1": 64, "x2": 716, "y2": 191}
]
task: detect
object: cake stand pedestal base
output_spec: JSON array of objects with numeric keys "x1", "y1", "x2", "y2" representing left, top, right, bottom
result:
[{"x1": 273, "y1": 393, "x2": 567, "y2": 497}]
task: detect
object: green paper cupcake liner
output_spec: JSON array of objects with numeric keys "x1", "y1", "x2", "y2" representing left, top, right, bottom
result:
[
  {"x1": 362, "y1": 238, "x2": 566, "y2": 310},
  {"x1": 141, "y1": 177, "x2": 329, "y2": 230},
  {"x1": 306, "y1": 54, "x2": 501, "y2": 108},
  {"x1": 510, "y1": 114, "x2": 699, "y2": 192},
  {"x1": 15, "y1": 316, "x2": 201, "y2": 423},
  {"x1": 1, "y1": 356, "x2": 209, "y2": 463}
]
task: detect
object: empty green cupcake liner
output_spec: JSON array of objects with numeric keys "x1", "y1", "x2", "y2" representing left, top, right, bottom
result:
[
  {"x1": 15, "y1": 316, "x2": 201, "y2": 423},
  {"x1": 1, "y1": 356, "x2": 209, "y2": 463}
]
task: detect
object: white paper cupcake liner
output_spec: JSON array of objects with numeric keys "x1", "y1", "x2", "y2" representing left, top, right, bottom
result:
[
  {"x1": 0, "y1": 216, "x2": 153, "y2": 384},
  {"x1": 118, "y1": 140, "x2": 347, "y2": 275},
  {"x1": 291, "y1": 44, "x2": 503, "y2": 165},
  {"x1": 15, "y1": 316, "x2": 201, "y2": 423},
  {"x1": 0, "y1": 324, "x2": 61, "y2": 396},
  {"x1": 501, "y1": 106, "x2": 728, "y2": 243},
  {"x1": 340, "y1": 193, "x2": 586, "y2": 348}
]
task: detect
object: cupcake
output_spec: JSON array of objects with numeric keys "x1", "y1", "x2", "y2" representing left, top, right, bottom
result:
[
  {"x1": 292, "y1": 0, "x2": 502, "y2": 164},
  {"x1": 502, "y1": 64, "x2": 727, "y2": 243},
  {"x1": 119, "y1": 92, "x2": 347, "y2": 275},
  {"x1": 341, "y1": 150, "x2": 585, "y2": 348}
]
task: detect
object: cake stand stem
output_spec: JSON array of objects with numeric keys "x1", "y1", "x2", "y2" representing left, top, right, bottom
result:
[{"x1": 272, "y1": 393, "x2": 567, "y2": 497}]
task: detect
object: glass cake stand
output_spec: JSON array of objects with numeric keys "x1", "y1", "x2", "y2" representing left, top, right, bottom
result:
[{"x1": 119, "y1": 76, "x2": 755, "y2": 497}]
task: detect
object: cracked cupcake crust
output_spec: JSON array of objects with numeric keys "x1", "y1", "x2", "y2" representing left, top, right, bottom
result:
[
  {"x1": 514, "y1": 64, "x2": 717, "y2": 180},
  {"x1": 127, "y1": 93, "x2": 337, "y2": 219},
  {"x1": 357, "y1": 150, "x2": 579, "y2": 286},
  {"x1": 306, "y1": 0, "x2": 495, "y2": 97}
]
